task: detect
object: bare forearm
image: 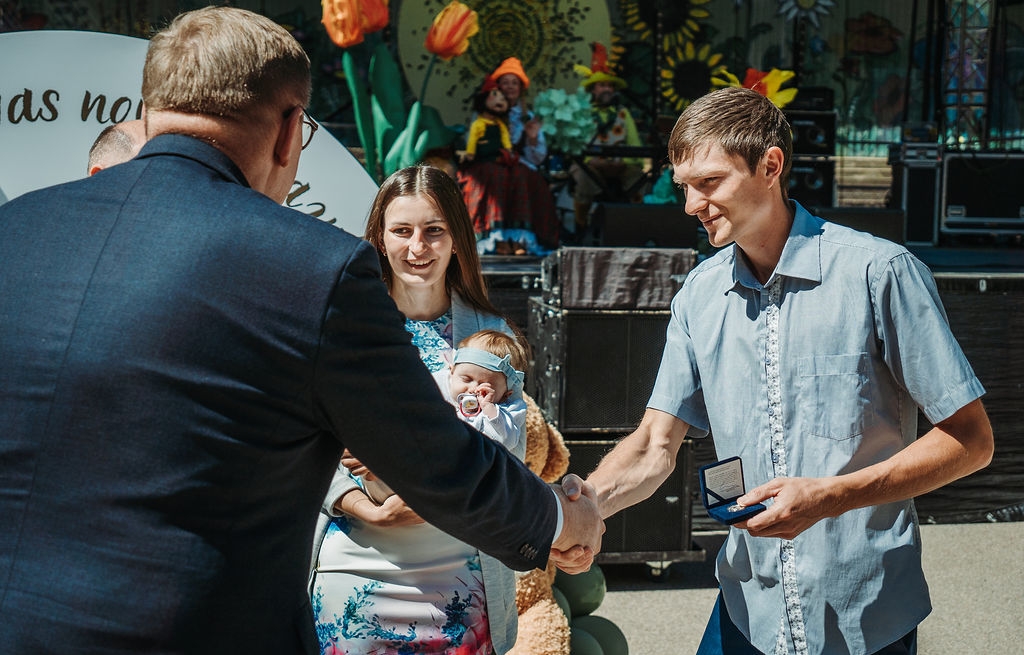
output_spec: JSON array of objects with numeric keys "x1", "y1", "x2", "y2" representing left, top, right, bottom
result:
[
  {"x1": 831, "y1": 398, "x2": 994, "y2": 514},
  {"x1": 587, "y1": 409, "x2": 689, "y2": 519}
]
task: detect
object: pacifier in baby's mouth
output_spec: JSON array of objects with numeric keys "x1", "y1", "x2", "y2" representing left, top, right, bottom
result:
[{"x1": 457, "y1": 393, "x2": 481, "y2": 417}]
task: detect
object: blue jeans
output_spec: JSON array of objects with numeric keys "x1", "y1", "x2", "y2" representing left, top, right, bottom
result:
[{"x1": 696, "y1": 592, "x2": 917, "y2": 655}]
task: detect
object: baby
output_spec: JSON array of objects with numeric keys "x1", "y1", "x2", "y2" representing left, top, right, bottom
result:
[{"x1": 362, "y1": 329, "x2": 529, "y2": 504}]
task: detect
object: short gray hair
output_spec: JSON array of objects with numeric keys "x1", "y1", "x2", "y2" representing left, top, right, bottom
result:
[
  {"x1": 142, "y1": 6, "x2": 310, "y2": 122},
  {"x1": 88, "y1": 123, "x2": 137, "y2": 172}
]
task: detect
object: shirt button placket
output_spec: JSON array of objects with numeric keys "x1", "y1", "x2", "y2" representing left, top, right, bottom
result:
[{"x1": 766, "y1": 280, "x2": 808, "y2": 655}]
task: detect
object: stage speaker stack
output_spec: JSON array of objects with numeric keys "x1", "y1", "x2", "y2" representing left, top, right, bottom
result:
[
  {"x1": 481, "y1": 256, "x2": 543, "y2": 339},
  {"x1": 915, "y1": 274, "x2": 1024, "y2": 523},
  {"x1": 941, "y1": 152, "x2": 1024, "y2": 238},
  {"x1": 888, "y1": 138, "x2": 941, "y2": 245},
  {"x1": 528, "y1": 247, "x2": 704, "y2": 564},
  {"x1": 785, "y1": 108, "x2": 836, "y2": 209},
  {"x1": 562, "y1": 438, "x2": 703, "y2": 565},
  {"x1": 528, "y1": 247, "x2": 695, "y2": 434}
]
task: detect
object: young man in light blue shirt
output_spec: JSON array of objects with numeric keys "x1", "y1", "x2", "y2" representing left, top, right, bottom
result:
[{"x1": 580, "y1": 87, "x2": 994, "y2": 655}]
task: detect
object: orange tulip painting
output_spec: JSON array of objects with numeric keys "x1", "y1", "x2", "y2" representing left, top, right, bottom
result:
[
  {"x1": 322, "y1": 0, "x2": 364, "y2": 49},
  {"x1": 322, "y1": 0, "x2": 478, "y2": 179},
  {"x1": 360, "y1": 0, "x2": 389, "y2": 34},
  {"x1": 424, "y1": 1, "x2": 479, "y2": 61},
  {"x1": 321, "y1": 0, "x2": 389, "y2": 49}
]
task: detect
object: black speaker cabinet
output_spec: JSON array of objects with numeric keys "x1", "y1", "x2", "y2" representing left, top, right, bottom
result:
[
  {"x1": 942, "y1": 152, "x2": 1024, "y2": 234},
  {"x1": 528, "y1": 298, "x2": 669, "y2": 433},
  {"x1": 899, "y1": 160, "x2": 941, "y2": 245},
  {"x1": 815, "y1": 207, "x2": 906, "y2": 243},
  {"x1": 566, "y1": 439, "x2": 702, "y2": 563},
  {"x1": 591, "y1": 202, "x2": 700, "y2": 249},
  {"x1": 785, "y1": 110, "x2": 836, "y2": 156},
  {"x1": 914, "y1": 274, "x2": 1024, "y2": 523},
  {"x1": 482, "y1": 256, "x2": 543, "y2": 338},
  {"x1": 788, "y1": 157, "x2": 835, "y2": 208}
]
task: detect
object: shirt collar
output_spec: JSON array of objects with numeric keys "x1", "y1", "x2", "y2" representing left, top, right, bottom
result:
[
  {"x1": 731, "y1": 200, "x2": 823, "y2": 290},
  {"x1": 136, "y1": 133, "x2": 250, "y2": 189}
]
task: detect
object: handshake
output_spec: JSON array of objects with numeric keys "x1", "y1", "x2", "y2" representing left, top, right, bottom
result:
[{"x1": 548, "y1": 474, "x2": 606, "y2": 575}]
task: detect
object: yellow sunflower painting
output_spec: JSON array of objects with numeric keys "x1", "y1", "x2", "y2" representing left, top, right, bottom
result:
[
  {"x1": 620, "y1": 0, "x2": 711, "y2": 49},
  {"x1": 660, "y1": 41, "x2": 727, "y2": 113}
]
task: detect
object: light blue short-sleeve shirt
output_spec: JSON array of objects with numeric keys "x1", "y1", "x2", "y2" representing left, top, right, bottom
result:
[{"x1": 649, "y1": 202, "x2": 984, "y2": 655}]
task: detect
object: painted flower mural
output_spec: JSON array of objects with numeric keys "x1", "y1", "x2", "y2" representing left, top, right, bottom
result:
[
  {"x1": 320, "y1": 0, "x2": 479, "y2": 179},
  {"x1": 620, "y1": 0, "x2": 711, "y2": 47},
  {"x1": 832, "y1": 11, "x2": 907, "y2": 129},
  {"x1": 424, "y1": 0, "x2": 479, "y2": 61},
  {"x1": 661, "y1": 41, "x2": 727, "y2": 112},
  {"x1": 714, "y1": 67, "x2": 798, "y2": 108},
  {"x1": 777, "y1": 0, "x2": 835, "y2": 29},
  {"x1": 845, "y1": 11, "x2": 903, "y2": 56},
  {"x1": 397, "y1": 0, "x2": 609, "y2": 125}
]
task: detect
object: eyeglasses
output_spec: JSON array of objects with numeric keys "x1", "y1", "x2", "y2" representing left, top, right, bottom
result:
[{"x1": 299, "y1": 107, "x2": 318, "y2": 150}]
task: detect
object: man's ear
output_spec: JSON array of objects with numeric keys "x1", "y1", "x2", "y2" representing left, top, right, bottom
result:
[
  {"x1": 274, "y1": 106, "x2": 302, "y2": 167},
  {"x1": 763, "y1": 146, "x2": 785, "y2": 188}
]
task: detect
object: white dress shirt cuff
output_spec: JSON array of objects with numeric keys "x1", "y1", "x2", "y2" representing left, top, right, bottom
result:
[{"x1": 551, "y1": 487, "x2": 564, "y2": 542}]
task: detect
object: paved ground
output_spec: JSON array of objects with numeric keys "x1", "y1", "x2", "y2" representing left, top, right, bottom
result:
[{"x1": 590, "y1": 522, "x2": 1024, "y2": 654}]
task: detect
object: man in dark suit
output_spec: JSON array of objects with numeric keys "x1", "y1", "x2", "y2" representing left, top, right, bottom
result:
[{"x1": 0, "y1": 7, "x2": 601, "y2": 654}]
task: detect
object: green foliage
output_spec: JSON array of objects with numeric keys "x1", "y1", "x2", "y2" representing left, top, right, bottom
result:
[{"x1": 533, "y1": 88, "x2": 596, "y2": 157}]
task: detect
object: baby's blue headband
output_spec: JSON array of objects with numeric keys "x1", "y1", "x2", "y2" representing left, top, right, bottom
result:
[{"x1": 452, "y1": 348, "x2": 525, "y2": 394}]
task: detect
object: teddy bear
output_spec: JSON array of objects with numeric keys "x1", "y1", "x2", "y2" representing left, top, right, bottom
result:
[{"x1": 509, "y1": 393, "x2": 572, "y2": 655}]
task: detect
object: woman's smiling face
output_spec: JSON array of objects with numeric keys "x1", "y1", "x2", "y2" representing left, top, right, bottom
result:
[{"x1": 381, "y1": 194, "x2": 454, "y2": 292}]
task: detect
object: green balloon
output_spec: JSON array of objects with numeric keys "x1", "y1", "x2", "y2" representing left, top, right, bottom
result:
[
  {"x1": 569, "y1": 626, "x2": 604, "y2": 655},
  {"x1": 555, "y1": 565, "x2": 607, "y2": 617},
  {"x1": 552, "y1": 585, "x2": 572, "y2": 619},
  {"x1": 572, "y1": 615, "x2": 628, "y2": 655}
]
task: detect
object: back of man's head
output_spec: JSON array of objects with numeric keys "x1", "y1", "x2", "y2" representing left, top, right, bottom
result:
[
  {"x1": 87, "y1": 119, "x2": 146, "y2": 175},
  {"x1": 142, "y1": 6, "x2": 311, "y2": 125}
]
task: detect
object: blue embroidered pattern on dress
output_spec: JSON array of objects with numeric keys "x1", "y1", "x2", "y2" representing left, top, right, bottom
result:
[
  {"x1": 314, "y1": 578, "x2": 480, "y2": 655},
  {"x1": 404, "y1": 311, "x2": 453, "y2": 373}
]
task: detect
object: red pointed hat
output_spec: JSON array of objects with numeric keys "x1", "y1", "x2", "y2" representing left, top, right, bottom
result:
[{"x1": 575, "y1": 42, "x2": 626, "y2": 90}]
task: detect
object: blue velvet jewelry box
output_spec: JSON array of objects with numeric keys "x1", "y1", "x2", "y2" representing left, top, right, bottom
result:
[{"x1": 698, "y1": 456, "x2": 767, "y2": 525}]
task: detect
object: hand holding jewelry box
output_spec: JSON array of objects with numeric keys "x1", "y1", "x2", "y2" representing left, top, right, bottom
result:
[{"x1": 698, "y1": 456, "x2": 767, "y2": 525}]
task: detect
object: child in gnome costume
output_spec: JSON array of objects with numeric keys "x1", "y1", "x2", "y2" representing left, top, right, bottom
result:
[{"x1": 490, "y1": 56, "x2": 547, "y2": 171}]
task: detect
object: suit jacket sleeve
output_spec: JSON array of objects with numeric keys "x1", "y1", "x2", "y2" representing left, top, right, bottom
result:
[{"x1": 312, "y1": 240, "x2": 557, "y2": 570}]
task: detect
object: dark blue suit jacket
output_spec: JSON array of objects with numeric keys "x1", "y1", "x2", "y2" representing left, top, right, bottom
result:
[{"x1": 0, "y1": 135, "x2": 557, "y2": 654}]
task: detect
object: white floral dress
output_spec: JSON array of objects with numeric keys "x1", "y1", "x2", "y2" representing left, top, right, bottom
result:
[{"x1": 311, "y1": 312, "x2": 493, "y2": 655}]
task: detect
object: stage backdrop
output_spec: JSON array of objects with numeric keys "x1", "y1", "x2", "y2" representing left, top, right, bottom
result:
[
  {"x1": 0, "y1": 30, "x2": 378, "y2": 236},
  {"x1": 395, "y1": 0, "x2": 612, "y2": 126}
]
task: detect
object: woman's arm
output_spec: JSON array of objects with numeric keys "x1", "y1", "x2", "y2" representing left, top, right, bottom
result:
[
  {"x1": 335, "y1": 485, "x2": 424, "y2": 527},
  {"x1": 333, "y1": 453, "x2": 425, "y2": 527}
]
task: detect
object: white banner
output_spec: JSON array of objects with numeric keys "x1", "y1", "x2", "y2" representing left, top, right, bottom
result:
[{"x1": 0, "y1": 30, "x2": 377, "y2": 236}]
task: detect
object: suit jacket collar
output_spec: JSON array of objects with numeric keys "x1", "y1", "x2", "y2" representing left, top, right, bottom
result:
[{"x1": 136, "y1": 133, "x2": 251, "y2": 189}]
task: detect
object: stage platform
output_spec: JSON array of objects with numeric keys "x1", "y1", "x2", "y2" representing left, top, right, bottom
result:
[
  {"x1": 907, "y1": 244, "x2": 1023, "y2": 273},
  {"x1": 481, "y1": 244, "x2": 1024, "y2": 279}
]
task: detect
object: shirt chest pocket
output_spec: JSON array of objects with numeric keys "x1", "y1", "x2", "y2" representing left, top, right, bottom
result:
[{"x1": 797, "y1": 353, "x2": 876, "y2": 440}]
